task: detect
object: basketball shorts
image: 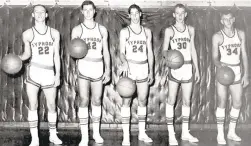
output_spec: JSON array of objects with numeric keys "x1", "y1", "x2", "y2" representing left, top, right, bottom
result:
[
  {"x1": 225, "y1": 64, "x2": 241, "y2": 84},
  {"x1": 127, "y1": 59, "x2": 148, "y2": 83},
  {"x1": 25, "y1": 63, "x2": 55, "y2": 89},
  {"x1": 168, "y1": 61, "x2": 193, "y2": 83},
  {"x1": 77, "y1": 57, "x2": 104, "y2": 82}
]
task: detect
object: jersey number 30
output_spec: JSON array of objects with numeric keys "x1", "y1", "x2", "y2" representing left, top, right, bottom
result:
[{"x1": 38, "y1": 46, "x2": 49, "y2": 55}]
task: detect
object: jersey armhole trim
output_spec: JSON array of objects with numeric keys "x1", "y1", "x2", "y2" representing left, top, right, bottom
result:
[
  {"x1": 126, "y1": 27, "x2": 130, "y2": 41},
  {"x1": 30, "y1": 27, "x2": 35, "y2": 43},
  {"x1": 219, "y1": 31, "x2": 224, "y2": 46},
  {"x1": 80, "y1": 24, "x2": 83, "y2": 38},
  {"x1": 236, "y1": 29, "x2": 242, "y2": 42},
  {"x1": 143, "y1": 27, "x2": 148, "y2": 39},
  {"x1": 50, "y1": 27, "x2": 55, "y2": 42},
  {"x1": 98, "y1": 23, "x2": 103, "y2": 38},
  {"x1": 170, "y1": 26, "x2": 175, "y2": 40}
]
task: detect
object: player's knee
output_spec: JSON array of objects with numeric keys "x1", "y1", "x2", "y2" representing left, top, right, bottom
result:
[
  {"x1": 167, "y1": 96, "x2": 176, "y2": 105},
  {"x1": 122, "y1": 99, "x2": 131, "y2": 107},
  {"x1": 91, "y1": 99, "x2": 101, "y2": 106},
  {"x1": 47, "y1": 103, "x2": 56, "y2": 112},
  {"x1": 233, "y1": 100, "x2": 242, "y2": 109},
  {"x1": 138, "y1": 98, "x2": 147, "y2": 106},
  {"x1": 183, "y1": 99, "x2": 190, "y2": 106},
  {"x1": 80, "y1": 97, "x2": 89, "y2": 107},
  {"x1": 29, "y1": 104, "x2": 38, "y2": 111}
]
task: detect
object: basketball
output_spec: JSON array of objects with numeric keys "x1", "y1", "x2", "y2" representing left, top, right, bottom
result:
[
  {"x1": 163, "y1": 50, "x2": 184, "y2": 69},
  {"x1": 69, "y1": 38, "x2": 88, "y2": 59},
  {"x1": 216, "y1": 66, "x2": 235, "y2": 86},
  {"x1": 116, "y1": 77, "x2": 136, "y2": 98},
  {"x1": 1, "y1": 54, "x2": 22, "y2": 74}
]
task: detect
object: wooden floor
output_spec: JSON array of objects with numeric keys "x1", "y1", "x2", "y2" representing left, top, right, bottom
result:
[{"x1": 0, "y1": 128, "x2": 251, "y2": 146}]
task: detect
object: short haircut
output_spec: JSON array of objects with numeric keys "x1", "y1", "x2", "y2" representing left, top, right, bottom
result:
[
  {"x1": 81, "y1": 0, "x2": 96, "y2": 10},
  {"x1": 173, "y1": 3, "x2": 186, "y2": 13},
  {"x1": 33, "y1": 4, "x2": 47, "y2": 13},
  {"x1": 220, "y1": 10, "x2": 235, "y2": 19},
  {"x1": 128, "y1": 4, "x2": 142, "y2": 14}
]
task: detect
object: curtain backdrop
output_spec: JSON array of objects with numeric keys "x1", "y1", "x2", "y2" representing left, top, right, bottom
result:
[{"x1": 0, "y1": 5, "x2": 251, "y2": 125}]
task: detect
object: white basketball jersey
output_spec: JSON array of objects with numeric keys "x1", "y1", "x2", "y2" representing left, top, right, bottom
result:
[
  {"x1": 30, "y1": 26, "x2": 54, "y2": 67},
  {"x1": 219, "y1": 29, "x2": 241, "y2": 65},
  {"x1": 125, "y1": 26, "x2": 148, "y2": 62},
  {"x1": 79, "y1": 23, "x2": 103, "y2": 59},
  {"x1": 170, "y1": 25, "x2": 192, "y2": 61}
]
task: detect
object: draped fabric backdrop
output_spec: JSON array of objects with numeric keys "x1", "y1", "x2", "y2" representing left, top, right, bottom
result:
[{"x1": 0, "y1": 5, "x2": 251, "y2": 126}]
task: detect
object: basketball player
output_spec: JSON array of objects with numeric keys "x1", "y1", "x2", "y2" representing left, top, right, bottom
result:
[
  {"x1": 71, "y1": 1, "x2": 110, "y2": 145},
  {"x1": 19, "y1": 5, "x2": 62, "y2": 146},
  {"x1": 119, "y1": 4, "x2": 154, "y2": 145},
  {"x1": 212, "y1": 11, "x2": 249, "y2": 145},
  {"x1": 162, "y1": 4, "x2": 200, "y2": 145}
]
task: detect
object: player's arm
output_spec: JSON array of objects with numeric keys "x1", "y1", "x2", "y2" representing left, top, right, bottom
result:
[
  {"x1": 145, "y1": 28, "x2": 154, "y2": 83},
  {"x1": 20, "y1": 29, "x2": 32, "y2": 61},
  {"x1": 162, "y1": 27, "x2": 173, "y2": 52},
  {"x1": 52, "y1": 29, "x2": 61, "y2": 79},
  {"x1": 189, "y1": 26, "x2": 200, "y2": 75},
  {"x1": 119, "y1": 28, "x2": 128, "y2": 64},
  {"x1": 100, "y1": 25, "x2": 111, "y2": 83},
  {"x1": 161, "y1": 27, "x2": 173, "y2": 77},
  {"x1": 238, "y1": 30, "x2": 249, "y2": 87},
  {"x1": 212, "y1": 32, "x2": 223, "y2": 68},
  {"x1": 71, "y1": 25, "x2": 81, "y2": 40}
]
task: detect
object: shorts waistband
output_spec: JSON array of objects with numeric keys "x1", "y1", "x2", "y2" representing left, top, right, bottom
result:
[
  {"x1": 184, "y1": 60, "x2": 192, "y2": 64},
  {"x1": 221, "y1": 62, "x2": 240, "y2": 66},
  {"x1": 127, "y1": 59, "x2": 148, "y2": 64},
  {"x1": 83, "y1": 57, "x2": 103, "y2": 62},
  {"x1": 30, "y1": 62, "x2": 54, "y2": 70}
]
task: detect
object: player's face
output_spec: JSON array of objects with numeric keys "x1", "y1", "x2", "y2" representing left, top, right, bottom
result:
[
  {"x1": 129, "y1": 8, "x2": 141, "y2": 24},
  {"x1": 82, "y1": 4, "x2": 95, "y2": 20},
  {"x1": 221, "y1": 14, "x2": 235, "y2": 29},
  {"x1": 173, "y1": 7, "x2": 187, "y2": 23},
  {"x1": 32, "y1": 6, "x2": 47, "y2": 22}
]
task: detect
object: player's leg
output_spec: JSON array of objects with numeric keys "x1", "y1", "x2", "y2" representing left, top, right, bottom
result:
[
  {"x1": 121, "y1": 95, "x2": 132, "y2": 145},
  {"x1": 228, "y1": 83, "x2": 243, "y2": 141},
  {"x1": 90, "y1": 80, "x2": 104, "y2": 143},
  {"x1": 26, "y1": 83, "x2": 40, "y2": 146},
  {"x1": 78, "y1": 78, "x2": 91, "y2": 146},
  {"x1": 43, "y1": 87, "x2": 62, "y2": 144},
  {"x1": 166, "y1": 80, "x2": 179, "y2": 145},
  {"x1": 180, "y1": 82, "x2": 198, "y2": 142},
  {"x1": 137, "y1": 81, "x2": 152, "y2": 143},
  {"x1": 216, "y1": 81, "x2": 228, "y2": 144}
]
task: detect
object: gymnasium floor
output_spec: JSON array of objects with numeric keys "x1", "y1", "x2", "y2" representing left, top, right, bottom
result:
[{"x1": 0, "y1": 128, "x2": 251, "y2": 146}]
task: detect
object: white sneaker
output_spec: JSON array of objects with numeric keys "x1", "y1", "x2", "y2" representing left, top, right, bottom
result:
[
  {"x1": 122, "y1": 134, "x2": 130, "y2": 146},
  {"x1": 181, "y1": 132, "x2": 199, "y2": 143},
  {"x1": 169, "y1": 133, "x2": 178, "y2": 145},
  {"x1": 93, "y1": 134, "x2": 104, "y2": 144},
  {"x1": 138, "y1": 132, "x2": 153, "y2": 143},
  {"x1": 29, "y1": 138, "x2": 39, "y2": 146},
  {"x1": 227, "y1": 132, "x2": 242, "y2": 142},
  {"x1": 217, "y1": 134, "x2": 226, "y2": 145},
  {"x1": 49, "y1": 134, "x2": 63, "y2": 145},
  {"x1": 79, "y1": 139, "x2": 88, "y2": 146}
]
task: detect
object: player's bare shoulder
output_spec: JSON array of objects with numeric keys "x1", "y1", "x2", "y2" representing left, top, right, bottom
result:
[
  {"x1": 212, "y1": 31, "x2": 223, "y2": 44},
  {"x1": 236, "y1": 29, "x2": 245, "y2": 40},
  {"x1": 50, "y1": 27, "x2": 60, "y2": 40},
  {"x1": 98, "y1": 24, "x2": 108, "y2": 36},
  {"x1": 187, "y1": 25, "x2": 195, "y2": 34},
  {"x1": 71, "y1": 24, "x2": 82, "y2": 37},
  {"x1": 22, "y1": 28, "x2": 33, "y2": 42},
  {"x1": 120, "y1": 27, "x2": 129, "y2": 38},
  {"x1": 164, "y1": 26, "x2": 174, "y2": 38},
  {"x1": 143, "y1": 27, "x2": 152, "y2": 36}
]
